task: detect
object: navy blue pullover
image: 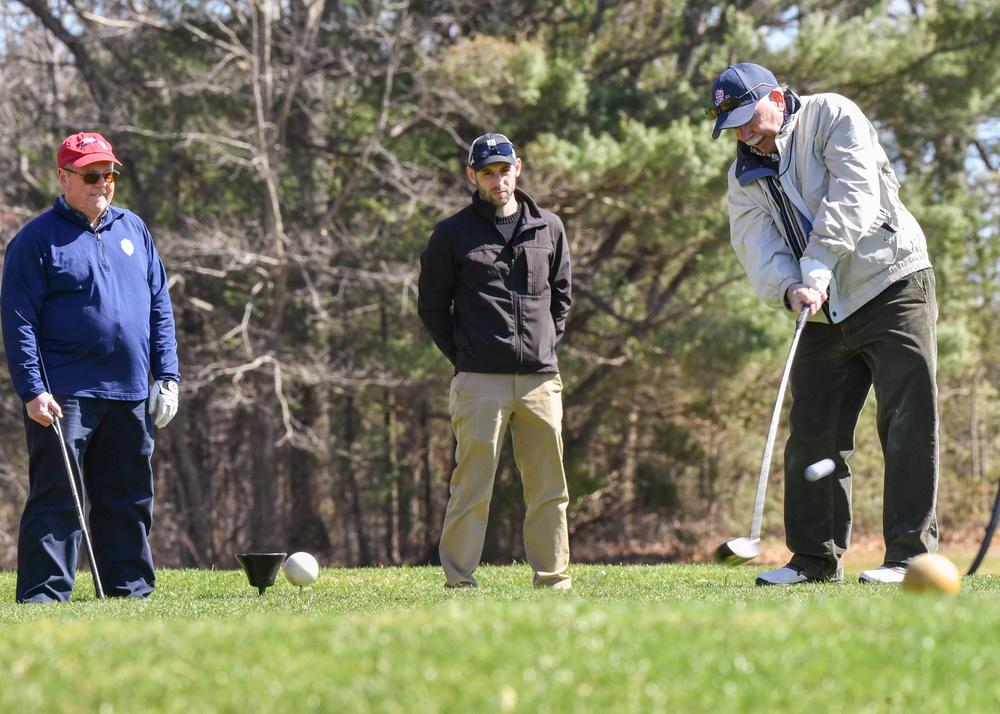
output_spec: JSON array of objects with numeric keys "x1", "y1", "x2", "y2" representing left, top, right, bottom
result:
[{"x1": 1, "y1": 197, "x2": 179, "y2": 402}]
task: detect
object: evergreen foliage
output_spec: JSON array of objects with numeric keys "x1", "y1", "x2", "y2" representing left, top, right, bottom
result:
[{"x1": 0, "y1": 0, "x2": 997, "y2": 568}]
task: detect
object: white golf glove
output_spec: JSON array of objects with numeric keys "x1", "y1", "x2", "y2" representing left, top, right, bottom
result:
[
  {"x1": 148, "y1": 379, "x2": 179, "y2": 428},
  {"x1": 799, "y1": 256, "x2": 832, "y2": 295}
]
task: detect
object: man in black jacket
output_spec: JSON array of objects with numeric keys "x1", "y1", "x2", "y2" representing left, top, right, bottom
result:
[{"x1": 418, "y1": 132, "x2": 572, "y2": 589}]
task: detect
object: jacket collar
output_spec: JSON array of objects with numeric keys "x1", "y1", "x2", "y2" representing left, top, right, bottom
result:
[
  {"x1": 54, "y1": 195, "x2": 119, "y2": 230},
  {"x1": 733, "y1": 89, "x2": 801, "y2": 186},
  {"x1": 471, "y1": 188, "x2": 545, "y2": 229}
]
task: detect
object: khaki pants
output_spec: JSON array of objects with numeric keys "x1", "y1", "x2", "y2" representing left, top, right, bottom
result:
[{"x1": 439, "y1": 372, "x2": 571, "y2": 588}]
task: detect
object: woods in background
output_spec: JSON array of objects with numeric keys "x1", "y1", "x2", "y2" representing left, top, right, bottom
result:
[{"x1": 0, "y1": 0, "x2": 998, "y2": 569}]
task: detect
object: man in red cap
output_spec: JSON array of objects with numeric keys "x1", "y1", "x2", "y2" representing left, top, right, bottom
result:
[{"x1": 0, "y1": 131, "x2": 180, "y2": 602}]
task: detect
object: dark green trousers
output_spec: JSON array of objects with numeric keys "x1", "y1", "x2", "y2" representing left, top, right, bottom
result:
[{"x1": 785, "y1": 268, "x2": 939, "y2": 580}]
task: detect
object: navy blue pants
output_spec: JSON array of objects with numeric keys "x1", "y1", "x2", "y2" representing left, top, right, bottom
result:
[{"x1": 17, "y1": 397, "x2": 156, "y2": 602}]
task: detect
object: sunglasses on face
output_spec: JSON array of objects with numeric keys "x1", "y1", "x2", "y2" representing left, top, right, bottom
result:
[
  {"x1": 704, "y1": 82, "x2": 774, "y2": 120},
  {"x1": 63, "y1": 167, "x2": 119, "y2": 184},
  {"x1": 469, "y1": 141, "x2": 515, "y2": 166}
]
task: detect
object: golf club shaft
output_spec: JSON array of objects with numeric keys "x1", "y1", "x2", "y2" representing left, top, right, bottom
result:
[
  {"x1": 748, "y1": 307, "x2": 810, "y2": 542},
  {"x1": 967, "y1": 475, "x2": 1000, "y2": 576},
  {"x1": 51, "y1": 416, "x2": 105, "y2": 599},
  {"x1": 17, "y1": 309, "x2": 104, "y2": 598}
]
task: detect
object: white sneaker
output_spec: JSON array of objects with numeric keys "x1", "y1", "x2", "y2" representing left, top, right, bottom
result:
[
  {"x1": 859, "y1": 564, "x2": 907, "y2": 584},
  {"x1": 755, "y1": 564, "x2": 821, "y2": 586}
]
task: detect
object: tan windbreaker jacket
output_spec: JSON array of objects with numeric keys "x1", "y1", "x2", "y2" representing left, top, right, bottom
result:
[{"x1": 727, "y1": 91, "x2": 931, "y2": 323}]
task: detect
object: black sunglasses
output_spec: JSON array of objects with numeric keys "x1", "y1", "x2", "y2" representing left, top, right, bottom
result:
[
  {"x1": 704, "y1": 82, "x2": 774, "y2": 120},
  {"x1": 63, "y1": 167, "x2": 120, "y2": 184},
  {"x1": 468, "y1": 141, "x2": 515, "y2": 166}
]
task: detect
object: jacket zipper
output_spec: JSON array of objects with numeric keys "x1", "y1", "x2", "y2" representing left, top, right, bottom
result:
[
  {"x1": 513, "y1": 293, "x2": 523, "y2": 371},
  {"x1": 96, "y1": 232, "x2": 110, "y2": 270}
]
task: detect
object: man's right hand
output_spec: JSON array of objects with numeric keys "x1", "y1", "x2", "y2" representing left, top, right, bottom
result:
[
  {"x1": 27, "y1": 393, "x2": 62, "y2": 427},
  {"x1": 786, "y1": 283, "x2": 826, "y2": 317}
]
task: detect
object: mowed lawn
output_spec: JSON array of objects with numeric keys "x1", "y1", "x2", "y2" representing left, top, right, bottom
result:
[{"x1": 0, "y1": 551, "x2": 998, "y2": 713}]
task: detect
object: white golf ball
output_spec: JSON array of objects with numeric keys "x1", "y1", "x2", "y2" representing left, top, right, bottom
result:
[
  {"x1": 284, "y1": 551, "x2": 319, "y2": 587},
  {"x1": 805, "y1": 458, "x2": 836, "y2": 482}
]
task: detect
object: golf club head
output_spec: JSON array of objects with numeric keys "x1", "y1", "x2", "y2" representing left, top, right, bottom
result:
[{"x1": 715, "y1": 537, "x2": 761, "y2": 566}]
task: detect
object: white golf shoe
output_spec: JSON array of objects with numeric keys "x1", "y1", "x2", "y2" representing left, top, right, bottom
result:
[
  {"x1": 755, "y1": 564, "x2": 820, "y2": 586},
  {"x1": 859, "y1": 564, "x2": 907, "y2": 584}
]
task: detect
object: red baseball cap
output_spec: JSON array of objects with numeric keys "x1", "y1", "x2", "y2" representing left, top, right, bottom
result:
[{"x1": 57, "y1": 132, "x2": 122, "y2": 168}]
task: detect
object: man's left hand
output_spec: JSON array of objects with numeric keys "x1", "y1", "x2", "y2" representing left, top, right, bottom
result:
[
  {"x1": 786, "y1": 284, "x2": 826, "y2": 316},
  {"x1": 148, "y1": 380, "x2": 179, "y2": 428}
]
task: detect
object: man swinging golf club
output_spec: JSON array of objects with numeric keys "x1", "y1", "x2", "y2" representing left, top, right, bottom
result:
[{"x1": 707, "y1": 63, "x2": 940, "y2": 585}]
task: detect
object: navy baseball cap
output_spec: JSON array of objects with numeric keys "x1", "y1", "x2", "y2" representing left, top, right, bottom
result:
[
  {"x1": 708, "y1": 63, "x2": 778, "y2": 140},
  {"x1": 468, "y1": 133, "x2": 516, "y2": 172}
]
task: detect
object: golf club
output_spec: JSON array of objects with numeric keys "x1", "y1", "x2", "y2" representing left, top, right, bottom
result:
[
  {"x1": 18, "y1": 309, "x2": 104, "y2": 598},
  {"x1": 967, "y1": 476, "x2": 1000, "y2": 576},
  {"x1": 716, "y1": 306, "x2": 809, "y2": 566},
  {"x1": 49, "y1": 413, "x2": 105, "y2": 599}
]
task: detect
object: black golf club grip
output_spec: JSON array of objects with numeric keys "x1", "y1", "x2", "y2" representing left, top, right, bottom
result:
[{"x1": 967, "y1": 476, "x2": 1000, "y2": 575}]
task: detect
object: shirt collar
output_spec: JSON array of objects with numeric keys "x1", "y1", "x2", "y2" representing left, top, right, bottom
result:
[{"x1": 57, "y1": 194, "x2": 108, "y2": 228}]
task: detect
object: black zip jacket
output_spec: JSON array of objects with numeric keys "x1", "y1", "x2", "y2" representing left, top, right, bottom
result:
[{"x1": 418, "y1": 188, "x2": 571, "y2": 374}]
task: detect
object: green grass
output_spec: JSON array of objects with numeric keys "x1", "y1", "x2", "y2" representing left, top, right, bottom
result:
[{"x1": 1, "y1": 562, "x2": 999, "y2": 712}]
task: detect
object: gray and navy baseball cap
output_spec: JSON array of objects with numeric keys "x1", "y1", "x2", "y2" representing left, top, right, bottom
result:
[
  {"x1": 468, "y1": 133, "x2": 516, "y2": 172},
  {"x1": 708, "y1": 63, "x2": 778, "y2": 139}
]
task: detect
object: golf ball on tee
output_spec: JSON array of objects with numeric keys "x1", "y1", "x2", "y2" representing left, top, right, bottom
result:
[
  {"x1": 804, "y1": 458, "x2": 835, "y2": 482},
  {"x1": 284, "y1": 551, "x2": 319, "y2": 587}
]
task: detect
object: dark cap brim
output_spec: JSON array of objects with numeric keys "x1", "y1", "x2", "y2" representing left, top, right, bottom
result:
[
  {"x1": 471, "y1": 155, "x2": 515, "y2": 172},
  {"x1": 712, "y1": 102, "x2": 758, "y2": 140}
]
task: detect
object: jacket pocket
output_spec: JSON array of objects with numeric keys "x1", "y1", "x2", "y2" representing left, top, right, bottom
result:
[
  {"x1": 519, "y1": 294, "x2": 558, "y2": 367},
  {"x1": 522, "y1": 246, "x2": 552, "y2": 296},
  {"x1": 854, "y1": 218, "x2": 898, "y2": 265}
]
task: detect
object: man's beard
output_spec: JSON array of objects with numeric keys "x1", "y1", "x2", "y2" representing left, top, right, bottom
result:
[{"x1": 478, "y1": 185, "x2": 510, "y2": 208}]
